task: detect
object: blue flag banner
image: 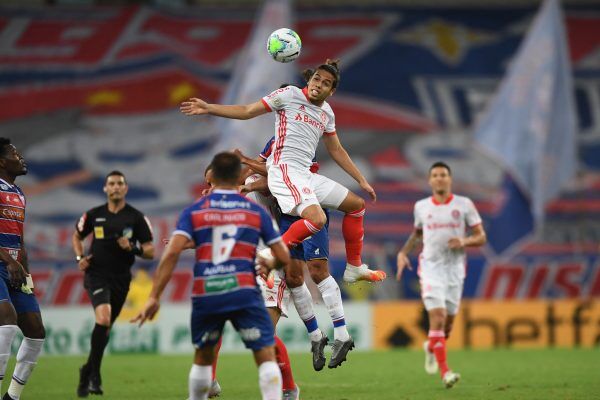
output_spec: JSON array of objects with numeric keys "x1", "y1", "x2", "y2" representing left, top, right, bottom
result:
[{"x1": 474, "y1": 0, "x2": 577, "y2": 255}]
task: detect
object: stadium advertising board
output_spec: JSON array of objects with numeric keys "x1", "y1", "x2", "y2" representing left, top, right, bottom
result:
[
  {"x1": 29, "y1": 303, "x2": 372, "y2": 355},
  {"x1": 374, "y1": 299, "x2": 600, "y2": 350}
]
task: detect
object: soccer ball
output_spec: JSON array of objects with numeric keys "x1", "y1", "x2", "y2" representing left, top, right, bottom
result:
[{"x1": 267, "y1": 28, "x2": 301, "y2": 63}]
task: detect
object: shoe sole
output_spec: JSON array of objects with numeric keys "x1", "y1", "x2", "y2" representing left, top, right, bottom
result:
[{"x1": 328, "y1": 341, "x2": 355, "y2": 369}]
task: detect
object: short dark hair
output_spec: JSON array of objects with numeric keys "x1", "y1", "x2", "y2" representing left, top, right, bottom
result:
[
  {"x1": 211, "y1": 152, "x2": 241, "y2": 184},
  {"x1": 0, "y1": 137, "x2": 11, "y2": 158},
  {"x1": 204, "y1": 163, "x2": 213, "y2": 177},
  {"x1": 302, "y1": 59, "x2": 341, "y2": 89},
  {"x1": 429, "y1": 161, "x2": 452, "y2": 175},
  {"x1": 105, "y1": 170, "x2": 127, "y2": 184}
]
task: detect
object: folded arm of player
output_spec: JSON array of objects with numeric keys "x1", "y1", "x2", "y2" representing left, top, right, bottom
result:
[
  {"x1": 130, "y1": 233, "x2": 193, "y2": 327},
  {"x1": 180, "y1": 98, "x2": 269, "y2": 120},
  {"x1": 396, "y1": 229, "x2": 423, "y2": 281},
  {"x1": 323, "y1": 134, "x2": 377, "y2": 202},
  {"x1": 448, "y1": 224, "x2": 487, "y2": 250}
]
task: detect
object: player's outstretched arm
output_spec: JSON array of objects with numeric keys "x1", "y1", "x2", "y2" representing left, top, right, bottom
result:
[
  {"x1": 180, "y1": 98, "x2": 269, "y2": 120},
  {"x1": 448, "y1": 224, "x2": 487, "y2": 250},
  {"x1": 323, "y1": 134, "x2": 377, "y2": 201},
  {"x1": 396, "y1": 229, "x2": 423, "y2": 281},
  {"x1": 131, "y1": 234, "x2": 191, "y2": 327}
]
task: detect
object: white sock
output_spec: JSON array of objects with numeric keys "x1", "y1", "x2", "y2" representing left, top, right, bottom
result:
[
  {"x1": 8, "y1": 337, "x2": 44, "y2": 400},
  {"x1": 188, "y1": 364, "x2": 211, "y2": 400},
  {"x1": 289, "y1": 284, "x2": 322, "y2": 341},
  {"x1": 0, "y1": 325, "x2": 19, "y2": 387},
  {"x1": 258, "y1": 361, "x2": 282, "y2": 400},
  {"x1": 317, "y1": 276, "x2": 350, "y2": 342}
]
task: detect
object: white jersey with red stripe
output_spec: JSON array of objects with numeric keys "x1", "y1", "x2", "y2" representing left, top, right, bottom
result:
[
  {"x1": 261, "y1": 86, "x2": 336, "y2": 170},
  {"x1": 414, "y1": 194, "x2": 482, "y2": 286}
]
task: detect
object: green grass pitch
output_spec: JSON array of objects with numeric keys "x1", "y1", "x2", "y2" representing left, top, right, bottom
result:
[{"x1": 4, "y1": 348, "x2": 599, "y2": 399}]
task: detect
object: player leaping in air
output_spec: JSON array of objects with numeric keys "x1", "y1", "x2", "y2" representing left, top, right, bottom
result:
[{"x1": 180, "y1": 59, "x2": 386, "y2": 286}]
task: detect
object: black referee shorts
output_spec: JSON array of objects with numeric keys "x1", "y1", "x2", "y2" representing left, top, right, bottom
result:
[{"x1": 84, "y1": 272, "x2": 131, "y2": 323}]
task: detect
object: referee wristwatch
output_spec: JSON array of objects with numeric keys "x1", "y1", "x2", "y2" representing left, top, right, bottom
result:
[{"x1": 76, "y1": 255, "x2": 84, "y2": 262}]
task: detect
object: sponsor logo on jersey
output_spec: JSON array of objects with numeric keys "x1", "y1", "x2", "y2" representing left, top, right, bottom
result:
[
  {"x1": 314, "y1": 248, "x2": 320, "y2": 255},
  {"x1": 294, "y1": 113, "x2": 326, "y2": 131},
  {"x1": 0, "y1": 206, "x2": 24, "y2": 222},
  {"x1": 0, "y1": 185, "x2": 7, "y2": 190},
  {"x1": 426, "y1": 222, "x2": 461, "y2": 230},
  {"x1": 452, "y1": 209, "x2": 461, "y2": 219}
]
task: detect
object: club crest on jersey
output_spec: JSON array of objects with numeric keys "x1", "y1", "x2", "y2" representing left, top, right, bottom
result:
[
  {"x1": 320, "y1": 111, "x2": 327, "y2": 123},
  {"x1": 452, "y1": 209, "x2": 461, "y2": 219},
  {"x1": 299, "y1": 105, "x2": 306, "y2": 111},
  {"x1": 302, "y1": 187, "x2": 312, "y2": 195}
]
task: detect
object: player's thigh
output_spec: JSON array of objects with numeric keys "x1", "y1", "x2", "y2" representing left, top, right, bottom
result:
[
  {"x1": 190, "y1": 309, "x2": 227, "y2": 350},
  {"x1": 108, "y1": 277, "x2": 131, "y2": 323},
  {"x1": 310, "y1": 173, "x2": 349, "y2": 210},
  {"x1": 0, "y1": 279, "x2": 17, "y2": 325},
  {"x1": 84, "y1": 273, "x2": 112, "y2": 309},
  {"x1": 230, "y1": 306, "x2": 275, "y2": 351},
  {"x1": 445, "y1": 284, "x2": 464, "y2": 316},
  {"x1": 420, "y1": 281, "x2": 447, "y2": 312}
]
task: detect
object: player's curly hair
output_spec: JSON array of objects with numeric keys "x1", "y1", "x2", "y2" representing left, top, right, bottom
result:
[
  {"x1": 0, "y1": 137, "x2": 11, "y2": 158},
  {"x1": 302, "y1": 59, "x2": 341, "y2": 89}
]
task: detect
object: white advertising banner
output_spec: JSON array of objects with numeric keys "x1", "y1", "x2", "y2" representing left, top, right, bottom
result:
[{"x1": 25, "y1": 302, "x2": 372, "y2": 356}]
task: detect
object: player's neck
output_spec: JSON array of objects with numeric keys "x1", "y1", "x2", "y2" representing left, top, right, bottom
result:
[
  {"x1": 213, "y1": 184, "x2": 238, "y2": 192},
  {"x1": 107, "y1": 199, "x2": 126, "y2": 213},
  {"x1": 432, "y1": 191, "x2": 453, "y2": 204},
  {"x1": 0, "y1": 172, "x2": 15, "y2": 185}
]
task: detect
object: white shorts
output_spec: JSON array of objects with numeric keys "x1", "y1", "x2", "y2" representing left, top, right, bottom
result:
[
  {"x1": 268, "y1": 164, "x2": 348, "y2": 216},
  {"x1": 420, "y1": 280, "x2": 463, "y2": 316},
  {"x1": 257, "y1": 269, "x2": 290, "y2": 318}
]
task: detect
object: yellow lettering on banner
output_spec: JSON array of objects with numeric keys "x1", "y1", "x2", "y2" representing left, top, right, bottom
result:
[
  {"x1": 94, "y1": 226, "x2": 104, "y2": 239},
  {"x1": 373, "y1": 299, "x2": 600, "y2": 350}
]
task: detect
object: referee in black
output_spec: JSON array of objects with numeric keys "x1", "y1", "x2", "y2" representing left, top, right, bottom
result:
[{"x1": 72, "y1": 170, "x2": 154, "y2": 397}]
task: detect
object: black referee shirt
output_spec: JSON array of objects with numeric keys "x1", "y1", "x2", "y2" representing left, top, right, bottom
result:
[{"x1": 75, "y1": 203, "x2": 153, "y2": 277}]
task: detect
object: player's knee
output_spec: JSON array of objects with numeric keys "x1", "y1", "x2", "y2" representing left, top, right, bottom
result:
[
  {"x1": 353, "y1": 196, "x2": 366, "y2": 211},
  {"x1": 285, "y1": 272, "x2": 304, "y2": 288},
  {"x1": 24, "y1": 325, "x2": 46, "y2": 340},
  {"x1": 96, "y1": 315, "x2": 111, "y2": 327},
  {"x1": 309, "y1": 210, "x2": 327, "y2": 230}
]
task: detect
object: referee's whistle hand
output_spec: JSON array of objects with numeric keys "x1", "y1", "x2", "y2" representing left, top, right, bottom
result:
[{"x1": 117, "y1": 236, "x2": 132, "y2": 251}]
